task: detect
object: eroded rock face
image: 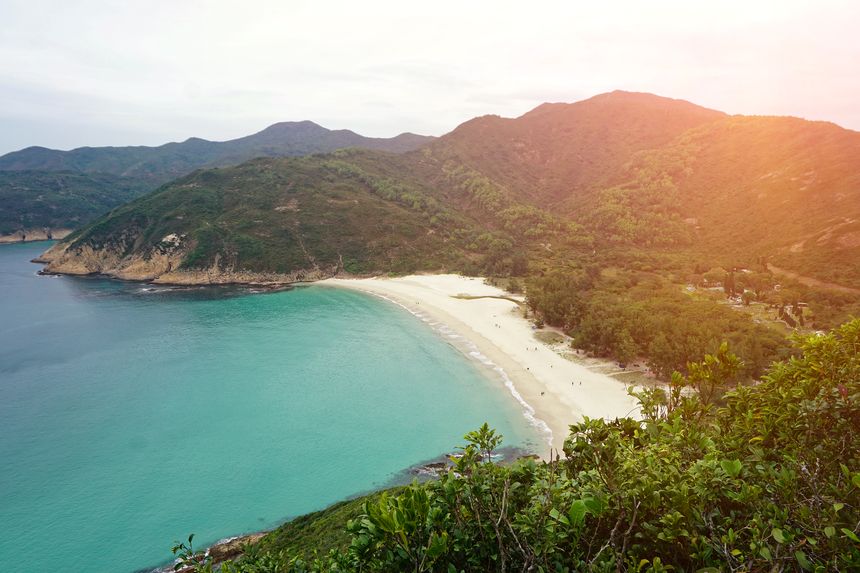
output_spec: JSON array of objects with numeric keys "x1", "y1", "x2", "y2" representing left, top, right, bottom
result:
[
  {"x1": 0, "y1": 228, "x2": 72, "y2": 244},
  {"x1": 36, "y1": 239, "x2": 340, "y2": 285},
  {"x1": 38, "y1": 242, "x2": 182, "y2": 280}
]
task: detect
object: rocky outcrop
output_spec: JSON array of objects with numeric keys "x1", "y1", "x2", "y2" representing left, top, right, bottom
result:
[
  {"x1": 152, "y1": 532, "x2": 266, "y2": 573},
  {"x1": 36, "y1": 239, "x2": 340, "y2": 285},
  {"x1": 0, "y1": 227, "x2": 72, "y2": 244}
]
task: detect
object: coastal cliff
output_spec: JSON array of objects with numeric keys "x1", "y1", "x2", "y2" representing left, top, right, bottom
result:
[
  {"x1": 0, "y1": 227, "x2": 72, "y2": 244},
  {"x1": 37, "y1": 237, "x2": 340, "y2": 285}
]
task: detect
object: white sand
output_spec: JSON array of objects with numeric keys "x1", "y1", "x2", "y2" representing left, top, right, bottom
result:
[{"x1": 319, "y1": 274, "x2": 640, "y2": 457}]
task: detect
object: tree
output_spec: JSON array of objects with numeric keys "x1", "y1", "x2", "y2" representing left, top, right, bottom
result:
[
  {"x1": 702, "y1": 267, "x2": 726, "y2": 286},
  {"x1": 723, "y1": 271, "x2": 736, "y2": 297},
  {"x1": 747, "y1": 271, "x2": 774, "y2": 297},
  {"x1": 463, "y1": 422, "x2": 503, "y2": 463},
  {"x1": 615, "y1": 329, "x2": 638, "y2": 364},
  {"x1": 685, "y1": 341, "x2": 742, "y2": 405}
]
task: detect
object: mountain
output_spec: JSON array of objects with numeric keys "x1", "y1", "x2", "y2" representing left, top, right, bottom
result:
[
  {"x1": 0, "y1": 121, "x2": 433, "y2": 184},
  {"x1": 429, "y1": 90, "x2": 726, "y2": 206},
  {"x1": 0, "y1": 122, "x2": 433, "y2": 239},
  {"x1": 39, "y1": 91, "x2": 860, "y2": 290}
]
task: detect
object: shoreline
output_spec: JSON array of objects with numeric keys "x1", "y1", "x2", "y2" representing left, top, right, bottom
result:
[
  {"x1": 32, "y1": 253, "x2": 643, "y2": 454},
  {"x1": 319, "y1": 275, "x2": 640, "y2": 456},
  {"x1": 0, "y1": 228, "x2": 72, "y2": 244}
]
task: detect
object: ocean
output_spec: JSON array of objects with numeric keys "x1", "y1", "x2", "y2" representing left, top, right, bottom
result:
[{"x1": 0, "y1": 241, "x2": 542, "y2": 572}]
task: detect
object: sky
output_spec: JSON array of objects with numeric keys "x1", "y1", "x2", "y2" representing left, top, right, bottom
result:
[{"x1": 1, "y1": 0, "x2": 858, "y2": 154}]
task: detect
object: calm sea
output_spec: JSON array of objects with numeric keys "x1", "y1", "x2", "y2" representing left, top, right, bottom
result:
[{"x1": 0, "y1": 241, "x2": 542, "y2": 572}]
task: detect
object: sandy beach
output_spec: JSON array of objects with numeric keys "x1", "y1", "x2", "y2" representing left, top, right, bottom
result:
[{"x1": 319, "y1": 274, "x2": 640, "y2": 456}]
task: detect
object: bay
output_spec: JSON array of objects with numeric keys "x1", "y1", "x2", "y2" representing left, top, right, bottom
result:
[{"x1": 0, "y1": 242, "x2": 540, "y2": 572}]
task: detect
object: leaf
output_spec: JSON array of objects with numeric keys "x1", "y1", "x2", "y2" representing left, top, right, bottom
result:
[
  {"x1": 795, "y1": 550, "x2": 811, "y2": 570},
  {"x1": 824, "y1": 526, "x2": 835, "y2": 538},
  {"x1": 568, "y1": 500, "x2": 588, "y2": 526},
  {"x1": 583, "y1": 496, "x2": 605, "y2": 515},
  {"x1": 720, "y1": 459, "x2": 743, "y2": 478},
  {"x1": 834, "y1": 502, "x2": 845, "y2": 512},
  {"x1": 426, "y1": 531, "x2": 448, "y2": 559},
  {"x1": 842, "y1": 528, "x2": 860, "y2": 543},
  {"x1": 760, "y1": 546, "x2": 772, "y2": 561},
  {"x1": 772, "y1": 528, "x2": 786, "y2": 543},
  {"x1": 853, "y1": 473, "x2": 860, "y2": 488}
]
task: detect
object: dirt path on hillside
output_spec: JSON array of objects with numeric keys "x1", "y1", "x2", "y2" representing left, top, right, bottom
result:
[{"x1": 767, "y1": 264, "x2": 860, "y2": 294}]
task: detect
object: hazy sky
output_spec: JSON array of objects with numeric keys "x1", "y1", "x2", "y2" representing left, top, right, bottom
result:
[{"x1": 1, "y1": 0, "x2": 858, "y2": 154}]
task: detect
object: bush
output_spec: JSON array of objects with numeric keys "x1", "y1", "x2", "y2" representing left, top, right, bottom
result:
[{"x1": 179, "y1": 320, "x2": 860, "y2": 572}]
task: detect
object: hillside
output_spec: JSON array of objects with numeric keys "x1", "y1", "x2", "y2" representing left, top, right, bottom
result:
[
  {"x1": 37, "y1": 150, "x2": 516, "y2": 283},
  {"x1": 422, "y1": 91, "x2": 860, "y2": 287},
  {"x1": 566, "y1": 114, "x2": 860, "y2": 282},
  {"x1": 0, "y1": 121, "x2": 433, "y2": 185},
  {"x1": 428, "y1": 91, "x2": 726, "y2": 206},
  {"x1": 676, "y1": 116, "x2": 860, "y2": 283},
  {"x1": 0, "y1": 122, "x2": 433, "y2": 240},
  {"x1": 0, "y1": 170, "x2": 149, "y2": 237}
]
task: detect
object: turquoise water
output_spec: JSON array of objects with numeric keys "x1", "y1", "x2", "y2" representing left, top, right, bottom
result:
[{"x1": 0, "y1": 242, "x2": 542, "y2": 572}]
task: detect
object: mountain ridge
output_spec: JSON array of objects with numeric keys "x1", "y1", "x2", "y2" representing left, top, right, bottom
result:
[
  {"x1": 0, "y1": 121, "x2": 435, "y2": 239},
  {"x1": 0, "y1": 120, "x2": 434, "y2": 182},
  {"x1": 35, "y1": 90, "x2": 860, "y2": 289}
]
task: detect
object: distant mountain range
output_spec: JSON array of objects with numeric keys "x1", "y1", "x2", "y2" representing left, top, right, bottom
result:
[
  {"x1": 37, "y1": 91, "x2": 860, "y2": 289},
  {"x1": 0, "y1": 122, "x2": 433, "y2": 235},
  {"x1": 0, "y1": 121, "x2": 432, "y2": 182}
]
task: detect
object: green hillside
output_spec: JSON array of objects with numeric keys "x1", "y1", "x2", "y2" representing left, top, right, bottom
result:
[
  {"x1": 0, "y1": 170, "x2": 149, "y2": 235},
  {"x1": 0, "y1": 121, "x2": 432, "y2": 185},
  {"x1": 45, "y1": 149, "x2": 531, "y2": 279},
  {"x1": 0, "y1": 122, "x2": 433, "y2": 238},
  {"x1": 573, "y1": 114, "x2": 860, "y2": 277}
]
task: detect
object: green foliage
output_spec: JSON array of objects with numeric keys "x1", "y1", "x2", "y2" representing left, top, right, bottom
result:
[
  {"x1": 193, "y1": 319, "x2": 860, "y2": 572},
  {"x1": 0, "y1": 170, "x2": 149, "y2": 234},
  {"x1": 0, "y1": 122, "x2": 431, "y2": 185},
  {"x1": 526, "y1": 267, "x2": 788, "y2": 379}
]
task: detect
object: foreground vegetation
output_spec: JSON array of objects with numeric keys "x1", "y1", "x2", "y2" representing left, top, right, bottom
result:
[{"x1": 172, "y1": 319, "x2": 860, "y2": 572}]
